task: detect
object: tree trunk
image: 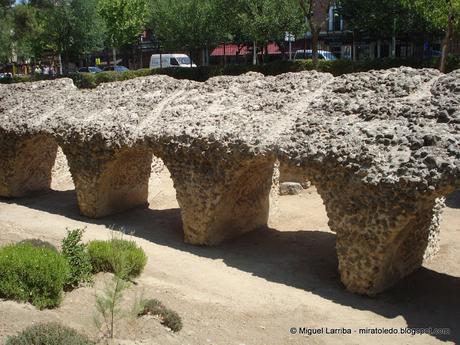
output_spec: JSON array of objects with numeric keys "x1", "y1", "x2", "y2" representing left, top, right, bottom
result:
[
  {"x1": 58, "y1": 54, "x2": 63, "y2": 75},
  {"x1": 392, "y1": 18, "x2": 397, "y2": 58},
  {"x1": 253, "y1": 41, "x2": 257, "y2": 65},
  {"x1": 352, "y1": 31, "x2": 357, "y2": 61},
  {"x1": 264, "y1": 43, "x2": 268, "y2": 64},
  {"x1": 440, "y1": 12, "x2": 454, "y2": 73},
  {"x1": 63, "y1": 51, "x2": 69, "y2": 75},
  {"x1": 113, "y1": 47, "x2": 117, "y2": 66},
  {"x1": 312, "y1": 27, "x2": 320, "y2": 68}
]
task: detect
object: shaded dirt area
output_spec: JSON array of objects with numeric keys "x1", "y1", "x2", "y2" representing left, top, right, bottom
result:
[{"x1": 0, "y1": 153, "x2": 459, "y2": 345}]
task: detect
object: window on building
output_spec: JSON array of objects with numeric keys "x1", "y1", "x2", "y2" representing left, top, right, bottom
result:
[{"x1": 329, "y1": 6, "x2": 343, "y2": 32}]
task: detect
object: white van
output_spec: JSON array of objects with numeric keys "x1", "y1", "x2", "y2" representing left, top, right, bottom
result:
[
  {"x1": 294, "y1": 50, "x2": 337, "y2": 61},
  {"x1": 149, "y1": 54, "x2": 197, "y2": 69}
]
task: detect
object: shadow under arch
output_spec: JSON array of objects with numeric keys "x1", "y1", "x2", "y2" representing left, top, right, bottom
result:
[
  {"x1": 1, "y1": 189, "x2": 459, "y2": 343},
  {"x1": 446, "y1": 190, "x2": 460, "y2": 208}
]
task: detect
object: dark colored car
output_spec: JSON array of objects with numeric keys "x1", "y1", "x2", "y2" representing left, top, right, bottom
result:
[
  {"x1": 427, "y1": 50, "x2": 442, "y2": 57},
  {"x1": 78, "y1": 66, "x2": 103, "y2": 73},
  {"x1": 103, "y1": 66, "x2": 129, "y2": 72}
]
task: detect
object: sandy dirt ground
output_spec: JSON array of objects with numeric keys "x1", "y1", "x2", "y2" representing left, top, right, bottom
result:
[{"x1": 0, "y1": 152, "x2": 459, "y2": 345}]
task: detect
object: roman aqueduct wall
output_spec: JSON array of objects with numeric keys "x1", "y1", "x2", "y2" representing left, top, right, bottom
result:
[{"x1": 1, "y1": 67, "x2": 459, "y2": 296}]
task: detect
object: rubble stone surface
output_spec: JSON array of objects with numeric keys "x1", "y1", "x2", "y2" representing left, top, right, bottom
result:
[{"x1": 1, "y1": 67, "x2": 459, "y2": 295}]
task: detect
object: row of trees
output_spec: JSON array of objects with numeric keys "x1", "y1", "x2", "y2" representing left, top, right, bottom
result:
[
  {"x1": 340, "y1": 0, "x2": 460, "y2": 71},
  {"x1": 0, "y1": 0, "x2": 458, "y2": 71},
  {"x1": 0, "y1": 0, "x2": 149, "y2": 71}
]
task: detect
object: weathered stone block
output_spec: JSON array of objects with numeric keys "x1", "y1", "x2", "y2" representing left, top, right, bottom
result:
[
  {"x1": 63, "y1": 144, "x2": 153, "y2": 218},
  {"x1": 158, "y1": 145, "x2": 275, "y2": 245},
  {"x1": 312, "y1": 167, "x2": 450, "y2": 295},
  {"x1": 0, "y1": 133, "x2": 57, "y2": 197}
]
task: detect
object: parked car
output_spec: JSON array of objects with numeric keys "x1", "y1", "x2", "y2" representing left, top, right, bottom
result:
[
  {"x1": 149, "y1": 54, "x2": 197, "y2": 69},
  {"x1": 426, "y1": 49, "x2": 442, "y2": 57},
  {"x1": 103, "y1": 65, "x2": 129, "y2": 72},
  {"x1": 78, "y1": 66, "x2": 103, "y2": 73},
  {"x1": 294, "y1": 49, "x2": 337, "y2": 61}
]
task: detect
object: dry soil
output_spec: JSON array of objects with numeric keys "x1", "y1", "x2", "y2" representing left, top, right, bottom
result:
[{"x1": 0, "y1": 151, "x2": 459, "y2": 345}]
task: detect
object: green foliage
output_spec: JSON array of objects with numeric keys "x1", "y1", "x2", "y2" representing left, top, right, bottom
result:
[
  {"x1": 0, "y1": 5, "x2": 13, "y2": 63},
  {"x1": 151, "y1": 0, "x2": 231, "y2": 50},
  {"x1": 5, "y1": 322, "x2": 95, "y2": 345},
  {"x1": 98, "y1": 0, "x2": 148, "y2": 49},
  {"x1": 93, "y1": 275, "x2": 130, "y2": 339},
  {"x1": 401, "y1": 0, "x2": 460, "y2": 31},
  {"x1": 9, "y1": 0, "x2": 105, "y2": 67},
  {"x1": 234, "y1": 0, "x2": 307, "y2": 43},
  {"x1": 139, "y1": 298, "x2": 183, "y2": 332},
  {"x1": 91, "y1": 235, "x2": 142, "y2": 339},
  {"x1": 149, "y1": 0, "x2": 306, "y2": 54},
  {"x1": 67, "y1": 57, "x2": 460, "y2": 88},
  {"x1": 61, "y1": 229, "x2": 93, "y2": 289},
  {"x1": 44, "y1": 0, "x2": 105, "y2": 68},
  {"x1": 87, "y1": 239, "x2": 147, "y2": 279},
  {"x1": 339, "y1": 0, "x2": 429, "y2": 39},
  {"x1": 11, "y1": 4, "x2": 44, "y2": 62},
  {"x1": 0, "y1": 243, "x2": 69, "y2": 309},
  {"x1": 7, "y1": 56, "x2": 460, "y2": 88},
  {"x1": 18, "y1": 239, "x2": 58, "y2": 252}
]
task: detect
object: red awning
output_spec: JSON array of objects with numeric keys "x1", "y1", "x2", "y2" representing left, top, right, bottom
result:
[
  {"x1": 211, "y1": 44, "x2": 249, "y2": 57},
  {"x1": 211, "y1": 42, "x2": 282, "y2": 57},
  {"x1": 265, "y1": 42, "x2": 282, "y2": 55}
]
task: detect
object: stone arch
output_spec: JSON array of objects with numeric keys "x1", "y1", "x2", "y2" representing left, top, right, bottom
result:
[
  {"x1": 156, "y1": 144, "x2": 276, "y2": 245},
  {"x1": 61, "y1": 142, "x2": 153, "y2": 218},
  {"x1": 0, "y1": 132, "x2": 58, "y2": 197},
  {"x1": 304, "y1": 162, "x2": 452, "y2": 296}
]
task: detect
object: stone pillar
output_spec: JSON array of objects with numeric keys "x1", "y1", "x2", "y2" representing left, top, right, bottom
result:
[
  {"x1": 159, "y1": 147, "x2": 275, "y2": 245},
  {"x1": 269, "y1": 160, "x2": 280, "y2": 217},
  {"x1": 62, "y1": 144, "x2": 153, "y2": 218},
  {"x1": 312, "y1": 168, "x2": 447, "y2": 295},
  {"x1": 0, "y1": 133, "x2": 58, "y2": 197}
]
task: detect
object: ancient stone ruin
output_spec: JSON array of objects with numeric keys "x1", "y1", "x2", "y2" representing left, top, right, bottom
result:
[{"x1": 1, "y1": 68, "x2": 459, "y2": 296}]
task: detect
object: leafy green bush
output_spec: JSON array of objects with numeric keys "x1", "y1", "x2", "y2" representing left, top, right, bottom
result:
[
  {"x1": 69, "y1": 57, "x2": 460, "y2": 89},
  {"x1": 5, "y1": 55, "x2": 460, "y2": 88},
  {"x1": 70, "y1": 72, "x2": 97, "y2": 88},
  {"x1": 139, "y1": 298, "x2": 183, "y2": 332},
  {"x1": 5, "y1": 322, "x2": 95, "y2": 345},
  {"x1": 18, "y1": 239, "x2": 57, "y2": 252},
  {"x1": 61, "y1": 229, "x2": 93, "y2": 289},
  {"x1": 87, "y1": 239, "x2": 147, "y2": 279},
  {"x1": 0, "y1": 243, "x2": 69, "y2": 309}
]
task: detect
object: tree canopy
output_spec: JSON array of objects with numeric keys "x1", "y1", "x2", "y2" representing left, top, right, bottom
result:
[
  {"x1": 150, "y1": 0, "x2": 306, "y2": 50},
  {"x1": 149, "y1": 0, "x2": 225, "y2": 50},
  {"x1": 339, "y1": 0, "x2": 430, "y2": 39},
  {"x1": 98, "y1": 0, "x2": 149, "y2": 50},
  {"x1": 1, "y1": 0, "x2": 458, "y2": 69},
  {"x1": 0, "y1": 7, "x2": 13, "y2": 62},
  {"x1": 401, "y1": 0, "x2": 460, "y2": 31}
]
